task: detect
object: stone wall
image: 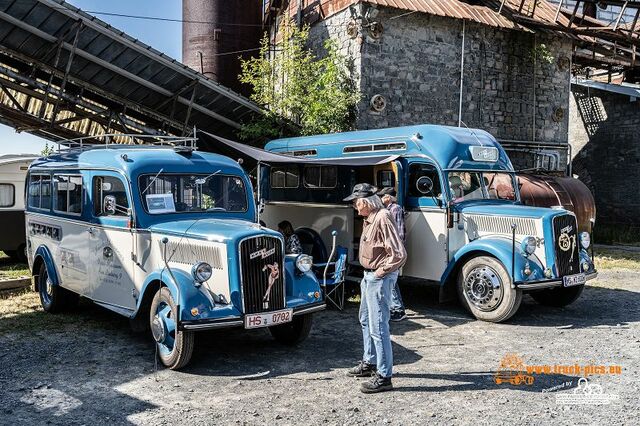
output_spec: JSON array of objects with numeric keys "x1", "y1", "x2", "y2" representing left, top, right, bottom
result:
[
  {"x1": 305, "y1": 7, "x2": 573, "y2": 170},
  {"x1": 570, "y1": 85, "x2": 640, "y2": 227}
]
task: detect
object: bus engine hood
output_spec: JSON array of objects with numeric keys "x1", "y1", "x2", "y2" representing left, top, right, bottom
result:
[
  {"x1": 456, "y1": 202, "x2": 566, "y2": 221},
  {"x1": 149, "y1": 218, "x2": 281, "y2": 244}
]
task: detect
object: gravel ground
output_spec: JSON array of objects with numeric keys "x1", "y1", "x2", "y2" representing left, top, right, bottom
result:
[{"x1": 1, "y1": 267, "x2": 638, "y2": 425}]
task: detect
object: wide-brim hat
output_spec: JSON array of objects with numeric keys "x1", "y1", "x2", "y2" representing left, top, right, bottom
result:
[
  {"x1": 377, "y1": 187, "x2": 397, "y2": 197},
  {"x1": 343, "y1": 183, "x2": 378, "y2": 202}
]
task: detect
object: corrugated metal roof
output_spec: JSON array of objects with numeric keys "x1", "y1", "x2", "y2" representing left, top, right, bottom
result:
[
  {"x1": 0, "y1": 0, "x2": 263, "y2": 144},
  {"x1": 365, "y1": 0, "x2": 576, "y2": 31},
  {"x1": 573, "y1": 79, "x2": 640, "y2": 98}
]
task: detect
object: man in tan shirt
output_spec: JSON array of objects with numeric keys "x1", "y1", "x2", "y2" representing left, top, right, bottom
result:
[{"x1": 344, "y1": 183, "x2": 407, "y2": 393}]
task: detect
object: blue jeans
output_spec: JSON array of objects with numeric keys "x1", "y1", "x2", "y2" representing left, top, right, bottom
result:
[
  {"x1": 359, "y1": 270, "x2": 398, "y2": 378},
  {"x1": 390, "y1": 274, "x2": 405, "y2": 312}
]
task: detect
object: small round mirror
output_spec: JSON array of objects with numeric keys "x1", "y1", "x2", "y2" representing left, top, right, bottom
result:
[{"x1": 416, "y1": 176, "x2": 434, "y2": 195}]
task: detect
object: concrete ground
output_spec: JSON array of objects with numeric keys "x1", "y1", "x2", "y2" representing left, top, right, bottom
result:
[{"x1": 0, "y1": 264, "x2": 638, "y2": 425}]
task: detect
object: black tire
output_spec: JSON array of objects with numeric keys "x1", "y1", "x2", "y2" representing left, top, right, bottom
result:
[
  {"x1": 530, "y1": 285, "x2": 584, "y2": 307},
  {"x1": 457, "y1": 256, "x2": 522, "y2": 323},
  {"x1": 269, "y1": 313, "x2": 313, "y2": 345},
  {"x1": 149, "y1": 287, "x2": 194, "y2": 370},
  {"x1": 11, "y1": 244, "x2": 27, "y2": 263},
  {"x1": 37, "y1": 262, "x2": 78, "y2": 313}
]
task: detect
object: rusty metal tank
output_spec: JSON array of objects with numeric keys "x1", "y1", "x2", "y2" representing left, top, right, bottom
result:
[
  {"x1": 182, "y1": 0, "x2": 262, "y2": 96},
  {"x1": 517, "y1": 174, "x2": 596, "y2": 233}
]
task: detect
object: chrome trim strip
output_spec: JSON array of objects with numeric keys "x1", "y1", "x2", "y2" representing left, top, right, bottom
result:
[
  {"x1": 182, "y1": 320, "x2": 244, "y2": 330},
  {"x1": 293, "y1": 303, "x2": 326, "y2": 316},
  {"x1": 264, "y1": 201, "x2": 351, "y2": 209}
]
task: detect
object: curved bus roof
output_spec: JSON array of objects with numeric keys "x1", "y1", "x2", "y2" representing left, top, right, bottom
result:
[
  {"x1": 29, "y1": 146, "x2": 246, "y2": 177},
  {"x1": 264, "y1": 124, "x2": 514, "y2": 172}
]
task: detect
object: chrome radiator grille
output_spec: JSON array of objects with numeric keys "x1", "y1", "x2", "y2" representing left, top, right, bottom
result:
[
  {"x1": 165, "y1": 240, "x2": 224, "y2": 269},
  {"x1": 239, "y1": 236, "x2": 285, "y2": 314},
  {"x1": 553, "y1": 214, "x2": 580, "y2": 276},
  {"x1": 465, "y1": 214, "x2": 537, "y2": 237}
]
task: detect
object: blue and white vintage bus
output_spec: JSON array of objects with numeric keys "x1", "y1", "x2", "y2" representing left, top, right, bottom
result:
[
  {"x1": 260, "y1": 124, "x2": 597, "y2": 323},
  {"x1": 26, "y1": 138, "x2": 324, "y2": 369}
]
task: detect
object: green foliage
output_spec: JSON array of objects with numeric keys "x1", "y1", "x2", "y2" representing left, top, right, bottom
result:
[
  {"x1": 530, "y1": 43, "x2": 554, "y2": 65},
  {"x1": 41, "y1": 143, "x2": 55, "y2": 156},
  {"x1": 239, "y1": 21, "x2": 360, "y2": 141}
]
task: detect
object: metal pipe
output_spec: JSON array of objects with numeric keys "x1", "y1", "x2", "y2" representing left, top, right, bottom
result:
[
  {"x1": 511, "y1": 223, "x2": 517, "y2": 288},
  {"x1": 532, "y1": 35, "x2": 537, "y2": 143},
  {"x1": 458, "y1": 20, "x2": 466, "y2": 128}
]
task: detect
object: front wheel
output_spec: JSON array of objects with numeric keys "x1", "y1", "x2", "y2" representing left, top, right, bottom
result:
[
  {"x1": 149, "y1": 287, "x2": 194, "y2": 370},
  {"x1": 457, "y1": 256, "x2": 522, "y2": 322},
  {"x1": 530, "y1": 285, "x2": 584, "y2": 307},
  {"x1": 38, "y1": 263, "x2": 78, "y2": 313},
  {"x1": 269, "y1": 313, "x2": 313, "y2": 345}
]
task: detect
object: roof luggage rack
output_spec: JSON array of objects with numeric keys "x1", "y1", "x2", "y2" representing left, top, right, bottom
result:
[{"x1": 47, "y1": 130, "x2": 199, "y2": 155}]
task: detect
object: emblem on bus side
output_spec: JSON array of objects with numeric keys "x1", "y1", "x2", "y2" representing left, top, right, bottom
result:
[{"x1": 262, "y1": 262, "x2": 280, "y2": 309}]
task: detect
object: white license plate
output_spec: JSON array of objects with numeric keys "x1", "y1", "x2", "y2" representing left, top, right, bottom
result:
[
  {"x1": 563, "y1": 273, "x2": 586, "y2": 287},
  {"x1": 244, "y1": 309, "x2": 293, "y2": 329}
]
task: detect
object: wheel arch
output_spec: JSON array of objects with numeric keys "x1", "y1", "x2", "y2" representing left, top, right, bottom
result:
[
  {"x1": 439, "y1": 249, "x2": 499, "y2": 303},
  {"x1": 32, "y1": 245, "x2": 59, "y2": 291}
]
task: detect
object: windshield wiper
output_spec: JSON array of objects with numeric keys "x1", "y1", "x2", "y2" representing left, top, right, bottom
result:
[
  {"x1": 141, "y1": 168, "x2": 164, "y2": 195},
  {"x1": 194, "y1": 169, "x2": 220, "y2": 185}
]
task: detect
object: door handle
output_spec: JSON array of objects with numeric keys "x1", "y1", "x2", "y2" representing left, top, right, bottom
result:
[{"x1": 87, "y1": 227, "x2": 95, "y2": 235}]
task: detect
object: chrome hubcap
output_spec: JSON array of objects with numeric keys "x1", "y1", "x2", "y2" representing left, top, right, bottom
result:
[
  {"x1": 45, "y1": 278, "x2": 53, "y2": 297},
  {"x1": 463, "y1": 266, "x2": 504, "y2": 312},
  {"x1": 151, "y1": 315, "x2": 166, "y2": 343}
]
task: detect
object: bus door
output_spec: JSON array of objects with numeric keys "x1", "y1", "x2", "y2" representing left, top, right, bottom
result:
[
  {"x1": 88, "y1": 172, "x2": 137, "y2": 312},
  {"x1": 402, "y1": 161, "x2": 448, "y2": 281}
]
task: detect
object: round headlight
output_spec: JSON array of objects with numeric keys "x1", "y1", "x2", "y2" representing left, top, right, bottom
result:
[
  {"x1": 580, "y1": 232, "x2": 591, "y2": 249},
  {"x1": 520, "y1": 236, "x2": 537, "y2": 257},
  {"x1": 192, "y1": 262, "x2": 212, "y2": 283},
  {"x1": 295, "y1": 254, "x2": 313, "y2": 273}
]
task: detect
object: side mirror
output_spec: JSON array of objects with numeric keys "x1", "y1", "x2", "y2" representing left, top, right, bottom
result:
[
  {"x1": 416, "y1": 176, "x2": 434, "y2": 195},
  {"x1": 104, "y1": 195, "x2": 116, "y2": 215}
]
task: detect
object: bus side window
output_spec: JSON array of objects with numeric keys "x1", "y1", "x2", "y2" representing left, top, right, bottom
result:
[
  {"x1": 93, "y1": 176, "x2": 130, "y2": 217},
  {"x1": 408, "y1": 163, "x2": 442, "y2": 198}
]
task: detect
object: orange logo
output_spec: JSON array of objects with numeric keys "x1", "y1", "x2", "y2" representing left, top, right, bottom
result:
[{"x1": 494, "y1": 353, "x2": 535, "y2": 386}]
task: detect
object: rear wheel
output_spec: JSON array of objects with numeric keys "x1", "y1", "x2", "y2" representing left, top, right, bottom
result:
[
  {"x1": 38, "y1": 263, "x2": 78, "y2": 313},
  {"x1": 530, "y1": 285, "x2": 584, "y2": 307},
  {"x1": 269, "y1": 313, "x2": 313, "y2": 345},
  {"x1": 149, "y1": 287, "x2": 194, "y2": 370},
  {"x1": 457, "y1": 256, "x2": 522, "y2": 323}
]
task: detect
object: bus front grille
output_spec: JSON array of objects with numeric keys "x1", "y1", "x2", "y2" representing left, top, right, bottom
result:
[{"x1": 239, "y1": 236, "x2": 285, "y2": 314}]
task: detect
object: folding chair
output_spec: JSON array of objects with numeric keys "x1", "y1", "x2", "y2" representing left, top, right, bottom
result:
[{"x1": 317, "y1": 246, "x2": 348, "y2": 310}]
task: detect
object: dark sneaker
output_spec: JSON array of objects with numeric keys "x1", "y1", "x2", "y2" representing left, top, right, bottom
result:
[
  {"x1": 347, "y1": 361, "x2": 377, "y2": 377},
  {"x1": 360, "y1": 373, "x2": 393, "y2": 393},
  {"x1": 390, "y1": 310, "x2": 407, "y2": 322}
]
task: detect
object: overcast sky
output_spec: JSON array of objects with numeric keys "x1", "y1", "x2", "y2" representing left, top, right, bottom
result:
[{"x1": 0, "y1": 0, "x2": 181, "y2": 154}]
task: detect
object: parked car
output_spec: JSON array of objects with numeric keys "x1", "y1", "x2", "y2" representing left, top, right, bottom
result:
[
  {"x1": 0, "y1": 154, "x2": 37, "y2": 262},
  {"x1": 259, "y1": 124, "x2": 597, "y2": 323},
  {"x1": 26, "y1": 140, "x2": 324, "y2": 369}
]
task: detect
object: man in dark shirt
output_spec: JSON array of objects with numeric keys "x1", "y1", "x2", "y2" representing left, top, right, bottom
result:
[{"x1": 378, "y1": 187, "x2": 407, "y2": 321}]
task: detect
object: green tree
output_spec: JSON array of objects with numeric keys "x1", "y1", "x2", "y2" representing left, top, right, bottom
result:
[
  {"x1": 41, "y1": 142, "x2": 55, "y2": 156},
  {"x1": 239, "y1": 21, "x2": 360, "y2": 141}
]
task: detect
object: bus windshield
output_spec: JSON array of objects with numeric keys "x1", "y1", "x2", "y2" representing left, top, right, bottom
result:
[
  {"x1": 139, "y1": 173, "x2": 248, "y2": 214},
  {"x1": 447, "y1": 171, "x2": 516, "y2": 203}
]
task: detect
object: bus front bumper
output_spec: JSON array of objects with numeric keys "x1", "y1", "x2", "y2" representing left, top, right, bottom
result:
[
  {"x1": 514, "y1": 271, "x2": 598, "y2": 291},
  {"x1": 179, "y1": 302, "x2": 326, "y2": 331}
]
